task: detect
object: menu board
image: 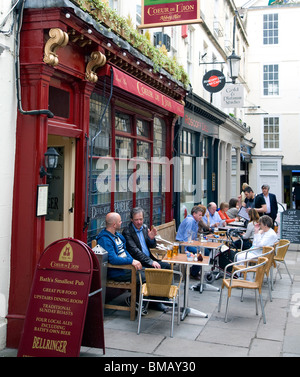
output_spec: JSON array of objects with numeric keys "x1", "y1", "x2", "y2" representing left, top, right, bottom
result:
[
  {"x1": 18, "y1": 238, "x2": 104, "y2": 357},
  {"x1": 280, "y1": 210, "x2": 300, "y2": 244}
]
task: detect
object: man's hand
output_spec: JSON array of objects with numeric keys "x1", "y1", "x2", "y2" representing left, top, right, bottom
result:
[
  {"x1": 132, "y1": 259, "x2": 142, "y2": 270},
  {"x1": 148, "y1": 226, "x2": 157, "y2": 240},
  {"x1": 152, "y1": 261, "x2": 161, "y2": 269}
]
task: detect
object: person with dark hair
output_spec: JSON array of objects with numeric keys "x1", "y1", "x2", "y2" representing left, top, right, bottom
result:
[
  {"x1": 243, "y1": 186, "x2": 267, "y2": 216},
  {"x1": 233, "y1": 208, "x2": 260, "y2": 250},
  {"x1": 227, "y1": 198, "x2": 240, "y2": 219}
]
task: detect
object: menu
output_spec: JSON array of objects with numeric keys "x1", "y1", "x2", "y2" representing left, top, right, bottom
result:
[
  {"x1": 18, "y1": 239, "x2": 104, "y2": 357},
  {"x1": 281, "y1": 210, "x2": 300, "y2": 244}
]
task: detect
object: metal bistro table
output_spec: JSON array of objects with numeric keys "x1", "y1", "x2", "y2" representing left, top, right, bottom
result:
[
  {"x1": 180, "y1": 240, "x2": 223, "y2": 293},
  {"x1": 163, "y1": 253, "x2": 213, "y2": 321},
  {"x1": 162, "y1": 253, "x2": 210, "y2": 320}
]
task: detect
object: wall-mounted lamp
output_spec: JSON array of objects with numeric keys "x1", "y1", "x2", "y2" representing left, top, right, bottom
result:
[
  {"x1": 40, "y1": 147, "x2": 60, "y2": 178},
  {"x1": 227, "y1": 13, "x2": 241, "y2": 84}
]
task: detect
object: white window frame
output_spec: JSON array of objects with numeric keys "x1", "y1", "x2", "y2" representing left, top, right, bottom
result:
[
  {"x1": 263, "y1": 13, "x2": 279, "y2": 46},
  {"x1": 262, "y1": 63, "x2": 279, "y2": 97},
  {"x1": 261, "y1": 115, "x2": 281, "y2": 151}
]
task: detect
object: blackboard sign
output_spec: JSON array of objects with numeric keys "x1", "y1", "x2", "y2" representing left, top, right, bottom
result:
[{"x1": 280, "y1": 210, "x2": 300, "y2": 244}]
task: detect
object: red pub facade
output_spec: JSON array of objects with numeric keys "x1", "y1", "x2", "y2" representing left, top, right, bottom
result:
[{"x1": 7, "y1": 1, "x2": 186, "y2": 347}]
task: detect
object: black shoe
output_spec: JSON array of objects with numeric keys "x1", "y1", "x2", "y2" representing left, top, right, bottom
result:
[
  {"x1": 190, "y1": 273, "x2": 202, "y2": 281},
  {"x1": 136, "y1": 302, "x2": 148, "y2": 316},
  {"x1": 149, "y1": 302, "x2": 168, "y2": 312},
  {"x1": 125, "y1": 297, "x2": 148, "y2": 316}
]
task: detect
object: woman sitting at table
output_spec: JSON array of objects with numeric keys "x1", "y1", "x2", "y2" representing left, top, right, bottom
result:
[
  {"x1": 233, "y1": 208, "x2": 259, "y2": 250},
  {"x1": 218, "y1": 202, "x2": 238, "y2": 224},
  {"x1": 236, "y1": 215, "x2": 278, "y2": 280}
]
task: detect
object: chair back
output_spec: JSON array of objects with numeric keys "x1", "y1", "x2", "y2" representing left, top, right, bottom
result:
[
  {"x1": 275, "y1": 239, "x2": 290, "y2": 261},
  {"x1": 262, "y1": 246, "x2": 275, "y2": 275},
  {"x1": 145, "y1": 269, "x2": 174, "y2": 297},
  {"x1": 255, "y1": 257, "x2": 268, "y2": 292}
]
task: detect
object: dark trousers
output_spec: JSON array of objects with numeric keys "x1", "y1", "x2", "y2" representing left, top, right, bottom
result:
[{"x1": 111, "y1": 269, "x2": 146, "y2": 301}]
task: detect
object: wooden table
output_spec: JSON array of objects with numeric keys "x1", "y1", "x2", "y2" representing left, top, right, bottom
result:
[{"x1": 162, "y1": 253, "x2": 210, "y2": 320}]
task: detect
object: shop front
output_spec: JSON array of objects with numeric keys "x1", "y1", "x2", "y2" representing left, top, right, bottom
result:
[
  {"x1": 174, "y1": 93, "x2": 223, "y2": 224},
  {"x1": 7, "y1": 3, "x2": 185, "y2": 347}
]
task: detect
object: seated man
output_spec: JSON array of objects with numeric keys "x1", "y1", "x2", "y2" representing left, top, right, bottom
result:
[
  {"x1": 122, "y1": 207, "x2": 170, "y2": 311},
  {"x1": 96, "y1": 212, "x2": 148, "y2": 315},
  {"x1": 203, "y1": 202, "x2": 225, "y2": 229},
  {"x1": 176, "y1": 206, "x2": 204, "y2": 279},
  {"x1": 122, "y1": 207, "x2": 170, "y2": 270}
]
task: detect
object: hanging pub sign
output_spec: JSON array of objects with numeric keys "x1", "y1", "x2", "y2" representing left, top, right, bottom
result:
[
  {"x1": 202, "y1": 70, "x2": 226, "y2": 93},
  {"x1": 221, "y1": 84, "x2": 244, "y2": 108},
  {"x1": 18, "y1": 238, "x2": 105, "y2": 357},
  {"x1": 139, "y1": 0, "x2": 202, "y2": 29}
]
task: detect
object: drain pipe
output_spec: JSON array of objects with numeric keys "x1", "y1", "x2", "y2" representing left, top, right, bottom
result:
[{"x1": 15, "y1": 0, "x2": 54, "y2": 118}]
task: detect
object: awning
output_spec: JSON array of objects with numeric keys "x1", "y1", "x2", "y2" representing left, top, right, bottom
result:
[{"x1": 99, "y1": 65, "x2": 184, "y2": 117}]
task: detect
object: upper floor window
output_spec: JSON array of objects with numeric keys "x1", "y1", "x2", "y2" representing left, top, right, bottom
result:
[
  {"x1": 263, "y1": 64, "x2": 279, "y2": 96},
  {"x1": 263, "y1": 116, "x2": 280, "y2": 149},
  {"x1": 263, "y1": 13, "x2": 278, "y2": 45}
]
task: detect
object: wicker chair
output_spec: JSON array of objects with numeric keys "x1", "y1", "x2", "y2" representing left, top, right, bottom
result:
[
  {"x1": 273, "y1": 239, "x2": 292, "y2": 284},
  {"x1": 218, "y1": 256, "x2": 268, "y2": 324},
  {"x1": 137, "y1": 268, "x2": 182, "y2": 338},
  {"x1": 232, "y1": 246, "x2": 274, "y2": 301}
]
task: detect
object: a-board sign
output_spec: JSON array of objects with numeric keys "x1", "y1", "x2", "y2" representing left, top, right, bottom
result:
[
  {"x1": 18, "y1": 238, "x2": 105, "y2": 357},
  {"x1": 280, "y1": 210, "x2": 300, "y2": 244}
]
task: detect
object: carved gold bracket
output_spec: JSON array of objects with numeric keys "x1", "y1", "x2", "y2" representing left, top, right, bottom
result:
[
  {"x1": 85, "y1": 51, "x2": 107, "y2": 83},
  {"x1": 43, "y1": 28, "x2": 69, "y2": 67}
]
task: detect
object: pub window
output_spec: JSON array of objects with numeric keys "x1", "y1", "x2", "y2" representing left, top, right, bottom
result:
[
  {"x1": 87, "y1": 92, "x2": 111, "y2": 243},
  {"x1": 153, "y1": 117, "x2": 166, "y2": 225}
]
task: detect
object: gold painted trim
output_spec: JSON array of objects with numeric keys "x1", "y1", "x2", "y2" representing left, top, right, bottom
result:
[
  {"x1": 43, "y1": 28, "x2": 69, "y2": 67},
  {"x1": 85, "y1": 51, "x2": 107, "y2": 83}
]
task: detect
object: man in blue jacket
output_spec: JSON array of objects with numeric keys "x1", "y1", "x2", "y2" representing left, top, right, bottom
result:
[{"x1": 96, "y1": 212, "x2": 147, "y2": 315}]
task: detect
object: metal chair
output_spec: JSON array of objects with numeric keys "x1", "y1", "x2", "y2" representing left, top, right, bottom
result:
[
  {"x1": 273, "y1": 239, "x2": 293, "y2": 284},
  {"x1": 218, "y1": 256, "x2": 268, "y2": 324},
  {"x1": 137, "y1": 268, "x2": 182, "y2": 338},
  {"x1": 232, "y1": 246, "x2": 274, "y2": 301}
]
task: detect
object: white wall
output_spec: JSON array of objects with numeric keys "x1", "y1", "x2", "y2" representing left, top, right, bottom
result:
[
  {"x1": 243, "y1": 4, "x2": 300, "y2": 203},
  {"x1": 0, "y1": 0, "x2": 17, "y2": 349}
]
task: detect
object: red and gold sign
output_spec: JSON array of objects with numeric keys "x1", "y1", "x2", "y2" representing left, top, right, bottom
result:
[
  {"x1": 140, "y1": 0, "x2": 202, "y2": 28},
  {"x1": 18, "y1": 239, "x2": 104, "y2": 357},
  {"x1": 100, "y1": 66, "x2": 184, "y2": 117}
]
